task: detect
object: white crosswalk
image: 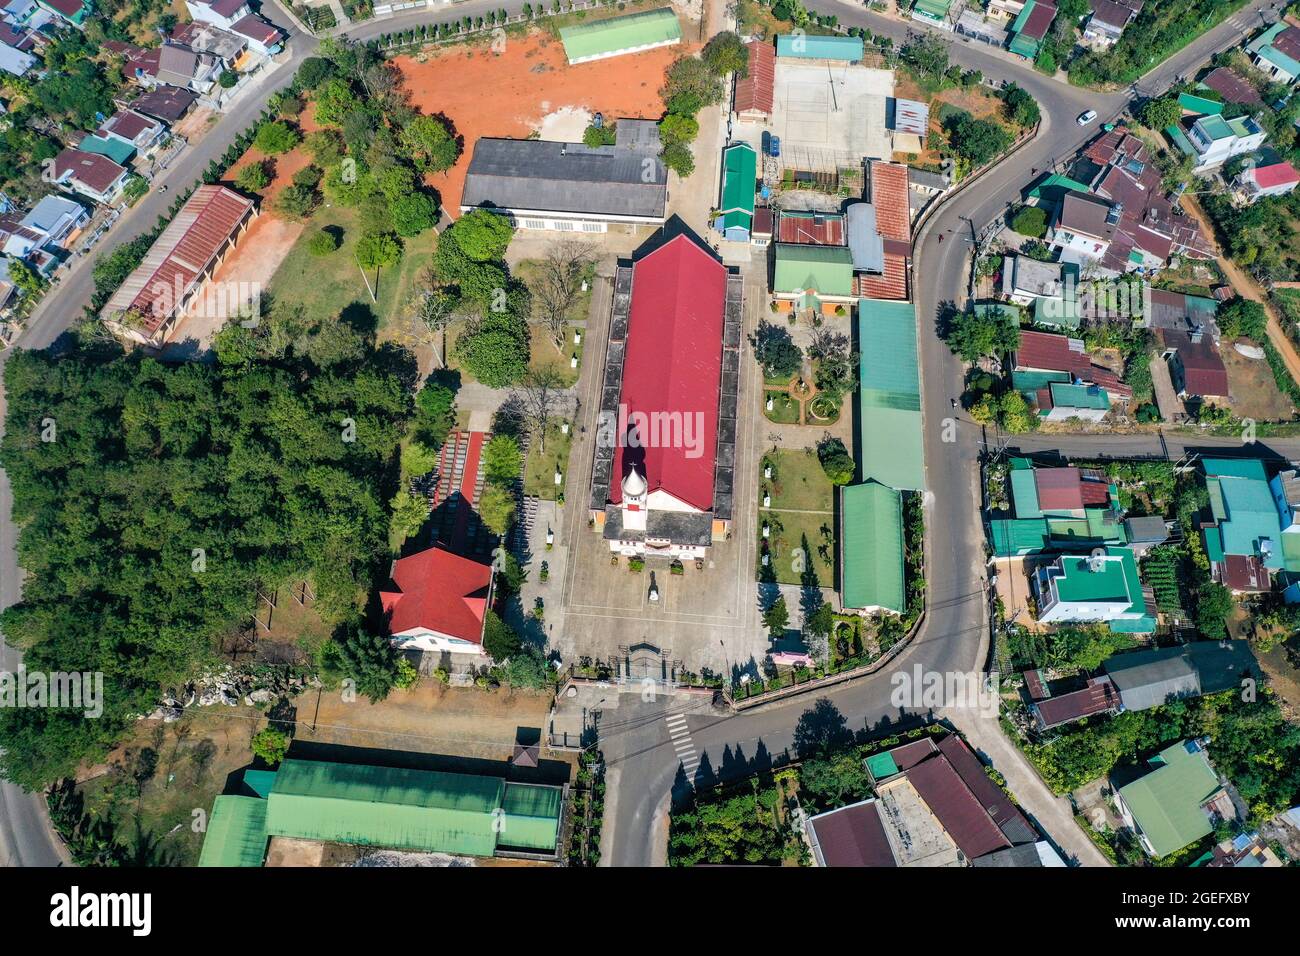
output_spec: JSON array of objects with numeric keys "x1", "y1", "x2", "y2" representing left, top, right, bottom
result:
[{"x1": 665, "y1": 712, "x2": 700, "y2": 775}]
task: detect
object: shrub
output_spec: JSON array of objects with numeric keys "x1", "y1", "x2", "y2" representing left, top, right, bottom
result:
[
  {"x1": 817, "y1": 437, "x2": 855, "y2": 485},
  {"x1": 307, "y1": 228, "x2": 339, "y2": 256}
]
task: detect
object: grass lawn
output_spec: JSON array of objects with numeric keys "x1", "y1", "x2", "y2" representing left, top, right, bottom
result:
[
  {"x1": 524, "y1": 421, "x2": 573, "y2": 500},
  {"x1": 530, "y1": 334, "x2": 581, "y2": 387},
  {"x1": 267, "y1": 205, "x2": 437, "y2": 335},
  {"x1": 761, "y1": 447, "x2": 833, "y2": 513},
  {"x1": 758, "y1": 508, "x2": 835, "y2": 587},
  {"x1": 763, "y1": 389, "x2": 801, "y2": 424}
]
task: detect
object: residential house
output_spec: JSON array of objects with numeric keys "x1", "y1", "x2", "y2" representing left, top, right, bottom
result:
[
  {"x1": 1008, "y1": 0, "x2": 1058, "y2": 59},
  {"x1": 228, "y1": 14, "x2": 283, "y2": 56},
  {"x1": 1047, "y1": 190, "x2": 1119, "y2": 263},
  {"x1": 185, "y1": 0, "x2": 251, "y2": 30},
  {"x1": 1199, "y1": 457, "x2": 1300, "y2": 585},
  {"x1": 1082, "y1": 0, "x2": 1142, "y2": 48},
  {"x1": 171, "y1": 19, "x2": 248, "y2": 64},
  {"x1": 1104, "y1": 643, "x2": 1260, "y2": 712},
  {"x1": 34, "y1": 0, "x2": 90, "y2": 26},
  {"x1": 589, "y1": 234, "x2": 739, "y2": 559},
  {"x1": 716, "y1": 141, "x2": 757, "y2": 242},
  {"x1": 127, "y1": 42, "x2": 223, "y2": 95},
  {"x1": 51, "y1": 148, "x2": 129, "y2": 205},
  {"x1": 1199, "y1": 66, "x2": 1265, "y2": 109},
  {"x1": 380, "y1": 545, "x2": 493, "y2": 655},
  {"x1": 1012, "y1": 329, "x2": 1133, "y2": 406},
  {"x1": 1023, "y1": 669, "x2": 1121, "y2": 730},
  {"x1": 804, "y1": 798, "x2": 901, "y2": 867},
  {"x1": 74, "y1": 133, "x2": 135, "y2": 168},
  {"x1": 1248, "y1": 21, "x2": 1300, "y2": 85},
  {"x1": 1160, "y1": 328, "x2": 1229, "y2": 401},
  {"x1": 1235, "y1": 160, "x2": 1300, "y2": 202},
  {"x1": 1036, "y1": 381, "x2": 1112, "y2": 421},
  {"x1": 128, "y1": 86, "x2": 199, "y2": 123},
  {"x1": 1113, "y1": 739, "x2": 1228, "y2": 858},
  {"x1": 987, "y1": 0, "x2": 1027, "y2": 17},
  {"x1": 732, "y1": 39, "x2": 774, "y2": 121},
  {"x1": 839, "y1": 480, "x2": 905, "y2": 615},
  {"x1": 1032, "y1": 546, "x2": 1154, "y2": 632},
  {"x1": 1123, "y1": 515, "x2": 1170, "y2": 556},
  {"x1": 460, "y1": 119, "x2": 667, "y2": 232},
  {"x1": 1179, "y1": 114, "x2": 1266, "y2": 173},
  {"x1": 1001, "y1": 255, "x2": 1081, "y2": 327},
  {"x1": 97, "y1": 109, "x2": 167, "y2": 157},
  {"x1": 0, "y1": 194, "x2": 88, "y2": 273},
  {"x1": 853, "y1": 161, "x2": 910, "y2": 301},
  {"x1": 101, "y1": 184, "x2": 256, "y2": 345},
  {"x1": 988, "y1": 456, "x2": 1127, "y2": 557},
  {"x1": 199, "y1": 760, "x2": 563, "y2": 865},
  {"x1": 1201, "y1": 831, "x2": 1284, "y2": 867},
  {"x1": 0, "y1": 42, "x2": 33, "y2": 76},
  {"x1": 751, "y1": 206, "x2": 773, "y2": 247},
  {"x1": 777, "y1": 209, "x2": 845, "y2": 246}
]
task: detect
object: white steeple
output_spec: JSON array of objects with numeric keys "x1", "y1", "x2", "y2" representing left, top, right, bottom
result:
[{"x1": 622, "y1": 464, "x2": 648, "y2": 499}]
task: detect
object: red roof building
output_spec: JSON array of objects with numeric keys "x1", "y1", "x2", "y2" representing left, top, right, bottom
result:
[
  {"x1": 777, "y1": 210, "x2": 844, "y2": 245},
  {"x1": 1035, "y1": 467, "x2": 1087, "y2": 512},
  {"x1": 732, "y1": 39, "x2": 774, "y2": 118},
  {"x1": 381, "y1": 546, "x2": 493, "y2": 653},
  {"x1": 1031, "y1": 676, "x2": 1121, "y2": 729},
  {"x1": 52, "y1": 149, "x2": 128, "y2": 203},
  {"x1": 1200, "y1": 67, "x2": 1264, "y2": 108},
  {"x1": 611, "y1": 235, "x2": 726, "y2": 512},
  {"x1": 1161, "y1": 329, "x2": 1229, "y2": 398},
  {"x1": 858, "y1": 161, "x2": 910, "y2": 300},
  {"x1": 905, "y1": 753, "x2": 1013, "y2": 860},
  {"x1": 1013, "y1": 330, "x2": 1134, "y2": 400}
]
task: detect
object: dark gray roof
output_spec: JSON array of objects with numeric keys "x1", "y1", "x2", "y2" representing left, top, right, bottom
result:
[
  {"x1": 907, "y1": 168, "x2": 949, "y2": 190},
  {"x1": 1105, "y1": 647, "x2": 1201, "y2": 712},
  {"x1": 601, "y1": 506, "x2": 713, "y2": 547},
  {"x1": 972, "y1": 843, "x2": 1045, "y2": 867},
  {"x1": 461, "y1": 130, "x2": 668, "y2": 220},
  {"x1": 845, "y1": 202, "x2": 884, "y2": 273},
  {"x1": 1184, "y1": 640, "x2": 1261, "y2": 695},
  {"x1": 1123, "y1": 515, "x2": 1170, "y2": 544}
]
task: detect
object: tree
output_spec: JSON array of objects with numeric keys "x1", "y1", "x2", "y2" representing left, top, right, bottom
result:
[
  {"x1": 1002, "y1": 84, "x2": 1041, "y2": 127},
  {"x1": 410, "y1": 280, "x2": 459, "y2": 369},
  {"x1": 941, "y1": 304, "x2": 1021, "y2": 361},
  {"x1": 751, "y1": 321, "x2": 803, "y2": 378},
  {"x1": 998, "y1": 391, "x2": 1037, "y2": 433},
  {"x1": 816, "y1": 437, "x2": 855, "y2": 485},
  {"x1": 478, "y1": 483, "x2": 516, "y2": 536},
  {"x1": 313, "y1": 77, "x2": 361, "y2": 127},
  {"x1": 1142, "y1": 96, "x2": 1183, "y2": 132},
  {"x1": 250, "y1": 728, "x2": 290, "y2": 766},
  {"x1": 456, "y1": 312, "x2": 530, "y2": 387},
  {"x1": 446, "y1": 209, "x2": 514, "y2": 262},
  {"x1": 660, "y1": 55, "x2": 725, "y2": 116},
  {"x1": 659, "y1": 113, "x2": 700, "y2": 147},
  {"x1": 483, "y1": 433, "x2": 521, "y2": 486},
  {"x1": 1196, "y1": 582, "x2": 1235, "y2": 639},
  {"x1": 1011, "y1": 205, "x2": 1048, "y2": 238},
  {"x1": 253, "y1": 120, "x2": 300, "y2": 155},
  {"x1": 322, "y1": 625, "x2": 399, "y2": 703},
  {"x1": 296, "y1": 56, "x2": 336, "y2": 90},
  {"x1": 389, "y1": 490, "x2": 429, "y2": 540},
  {"x1": 513, "y1": 366, "x2": 567, "y2": 453},
  {"x1": 701, "y1": 31, "x2": 750, "y2": 78},
  {"x1": 527, "y1": 239, "x2": 596, "y2": 349},
  {"x1": 218, "y1": 69, "x2": 238, "y2": 89},
  {"x1": 235, "y1": 160, "x2": 270, "y2": 192},
  {"x1": 483, "y1": 609, "x2": 522, "y2": 661},
  {"x1": 1217, "y1": 297, "x2": 1267, "y2": 342},
  {"x1": 661, "y1": 143, "x2": 695, "y2": 177},
  {"x1": 807, "y1": 328, "x2": 857, "y2": 398},
  {"x1": 390, "y1": 192, "x2": 438, "y2": 237},
  {"x1": 7, "y1": 258, "x2": 45, "y2": 297},
  {"x1": 763, "y1": 596, "x2": 790, "y2": 636},
  {"x1": 945, "y1": 113, "x2": 1013, "y2": 166},
  {"x1": 400, "y1": 114, "x2": 461, "y2": 172},
  {"x1": 799, "y1": 752, "x2": 871, "y2": 810},
  {"x1": 506, "y1": 646, "x2": 552, "y2": 689},
  {"x1": 356, "y1": 232, "x2": 401, "y2": 270},
  {"x1": 583, "y1": 123, "x2": 618, "y2": 147},
  {"x1": 308, "y1": 228, "x2": 339, "y2": 256},
  {"x1": 275, "y1": 183, "x2": 318, "y2": 220},
  {"x1": 899, "y1": 30, "x2": 949, "y2": 80}
]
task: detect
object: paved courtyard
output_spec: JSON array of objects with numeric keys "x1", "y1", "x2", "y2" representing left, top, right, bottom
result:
[{"x1": 552, "y1": 253, "x2": 774, "y2": 678}]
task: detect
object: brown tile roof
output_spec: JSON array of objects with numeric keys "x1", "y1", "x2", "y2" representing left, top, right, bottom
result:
[
  {"x1": 1272, "y1": 25, "x2": 1300, "y2": 63},
  {"x1": 129, "y1": 86, "x2": 199, "y2": 121},
  {"x1": 1034, "y1": 678, "x2": 1120, "y2": 728},
  {"x1": 1216, "y1": 553, "x2": 1269, "y2": 592},
  {"x1": 733, "y1": 39, "x2": 774, "y2": 116},
  {"x1": 936, "y1": 735, "x2": 1037, "y2": 845},
  {"x1": 1014, "y1": 330, "x2": 1133, "y2": 399},
  {"x1": 1021, "y1": 1, "x2": 1058, "y2": 40},
  {"x1": 230, "y1": 14, "x2": 282, "y2": 45},
  {"x1": 1081, "y1": 478, "x2": 1112, "y2": 506},
  {"x1": 1162, "y1": 329, "x2": 1229, "y2": 397},
  {"x1": 870, "y1": 161, "x2": 910, "y2": 242},
  {"x1": 53, "y1": 149, "x2": 126, "y2": 196},
  {"x1": 1035, "y1": 467, "x2": 1086, "y2": 511},
  {"x1": 853, "y1": 253, "x2": 907, "y2": 300},
  {"x1": 99, "y1": 109, "x2": 159, "y2": 143},
  {"x1": 752, "y1": 206, "x2": 773, "y2": 237},
  {"x1": 884, "y1": 737, "x2": 937, "y2": 772},
  {"x1": 1058, "y1": 191, "x2": 1117, "y2": 241},
  {"x1": 808, "y1": 800, "x2": 897, "y2": 867},
  {"x1": 1200, "y1": 67, "x2": 1264, "y2": 108},
  {"x1": 905, "y1": 754, "x2": 1012, "y2": 860},
  {"x1": 778, "y1": 211, "x2": 844, "y2": 245},
  {"x1": 1088, "y1": 0, "x2": 1134, "y2": 29}
]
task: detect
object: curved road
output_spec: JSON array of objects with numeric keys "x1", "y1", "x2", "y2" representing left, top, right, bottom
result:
[{"x1": 600, "y1": 0, "x2": 1281, "y2": 866}]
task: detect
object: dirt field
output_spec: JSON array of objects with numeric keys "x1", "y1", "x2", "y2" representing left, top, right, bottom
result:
[
  {"x1": 891, "y1": 75, "x2": 1014, "y2": 168},
  {"x1": 393, "y1": 27, "x2": 695, "y2": 214},
  {"x1": 1222, "y1": 339, "x2": 1296, "y2": 422}
]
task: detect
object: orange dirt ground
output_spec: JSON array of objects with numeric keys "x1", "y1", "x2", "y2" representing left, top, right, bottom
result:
[{"x1": 393, "y1": 29, "x2": 696, "y2": 214}]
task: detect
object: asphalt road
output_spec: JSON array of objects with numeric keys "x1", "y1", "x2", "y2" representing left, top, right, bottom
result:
[{"x1": 600, "y1": 0, "x2": 1283, "y2": 866}]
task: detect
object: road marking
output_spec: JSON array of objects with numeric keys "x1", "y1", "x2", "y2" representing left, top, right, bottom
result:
[{"x1": 665, "y1": 712, "x2": 703, "y2": 776}]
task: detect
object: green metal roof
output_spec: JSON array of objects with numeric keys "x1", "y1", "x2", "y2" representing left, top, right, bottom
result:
[
  {"x1": 1010, "y1": 467, "x2": 1042, "y2": 519},
  {"x1": 718, "y1": 142, "x2": 757, "y2": 231},
  {"x1": 1013, "y1": 369, "x2": 1071, "y2": 395},
  {"x1": 1053, "y1": 555, "x2": 1132, "y2": 605},
  {"x1": 1195, "y1": 114, "x2": 1234, "y2": 142},
  {"x1": 865, "y1": 751, "x2": 900, "y2": 779},
  {"x1": 774, "y1": 34, "x2": 864, "y2": 61},
  {"x1": 1177, "y1": 93, "x2": 1224, "y2": 116},
  {"x1": 773, "y1": 243, "x2": 854, "y2": 296},
  {"x1": 990, "y1": 517, "x2": 1051, "y2": 556},
  {"x1": 559, "y1": 8, "x2": 681, "y2": 63},
  {"x1": 243, "y1": 769, "x2": 278, "y2": 799},
  {"x1": 1203, "y1": 461, "x2": 1284, "y2": 568},
  {"x1": 1009, "y1": 33, "x2": 1040, "y2": 58},
  {"x1": 500, "y1": 783, "x2": 564, "y2": 851},
  {"x1": 199, "y1": 796, "x2": 269, "y2": 867},
  {"x1": 1024, "y1": 172, "x2": 1094, "y2": 204},
  {"x1": 78, "y1": 134, "x2": 135, "y2": 166},
  {"x1": 1165, "y1": 123, "x2": 1195, "y2": 157},
  {"x1": 1117, "y1": 742, "x2": 1219, "y2": 858},
  {"x1": 1204, "y1": 458, "x2": 1269, "y2": 480},
  {"x1": 1009, "y1": 0, "x2": 1035, "y2": 34},
  {"x1": 840, "y1": 480, "x2": 905, "y2": 613},
  {"x1": 856, "y1": 299, "x2": 924, "y2": 492},
  {"x1": 1249, "y1": 24, "x2": 1300, "y2": 79},
  {"x1": 911, "y1": 0, "x2": 952, "y2": 21}
]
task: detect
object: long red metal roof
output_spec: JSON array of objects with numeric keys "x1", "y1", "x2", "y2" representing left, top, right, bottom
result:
[
  {"x1": 733, "y1": 40, "x2": 774, "y2": 115},
  {"x1": 611, "y1": 234, "x2": 727, "y2": 512}
]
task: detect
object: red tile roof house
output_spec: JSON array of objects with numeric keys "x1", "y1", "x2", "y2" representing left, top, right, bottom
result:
[
  {"x1": 1012, "y1": 330, "x2": 1134, "y2": 403},
  {"x1": 854, "y1": 160, "x2": 910, "y2": 300},
  {"x1": 1023, "y1": 669, "x2": 1121, "y2": 730},
  {"x1": 590, "y1": 233, "x2": 739, "y2": 561},
  {"x1": 101, "y1": 184, "x2": 256, "y2": 346},
  {"x1": 1235, "y1": 161, "x2": 1300, "y2": 203},
  {"x1": 98, "y1": 109, "x2": 167, "y2": 154},
  {"x1": 732, "y1": 39, "x2": 774, "y2": 121},
  {"x1": 1159, "y1": 328, "x2": 1229, "y2": 400},
  {"x1": 380, "y1": 545, "x2": 494, "y2": 656},
  {"x1": 51, "y1": 148, "x2": 129, "y2": 206}
]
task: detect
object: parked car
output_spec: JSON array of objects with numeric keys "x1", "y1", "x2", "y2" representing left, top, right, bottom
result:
[{"x1": 1077, "y1": 110, "x2": 1098, "y2": 126}]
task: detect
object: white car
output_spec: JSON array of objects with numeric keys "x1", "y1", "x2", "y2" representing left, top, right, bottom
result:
[{"x1": 1077, "y1": 110, "x2": 1098, "y2": 126}]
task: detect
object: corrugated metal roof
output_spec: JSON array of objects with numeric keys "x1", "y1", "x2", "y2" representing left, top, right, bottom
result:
[
  {"x1": 840, "y1": 480, "x2": 904, "y2": 613},
  {"x1": 1117, "y1": 742, "x2": 1218, "y2": 857},
  {"x1": 845, "y1": 203, "x2": 883, "y2": 272},
  {"x1": 775, "y1": 33, "x2": 863, "y2": 61},
  {"x1": 198, "y1": 796, "x2": 268, "y2": 867},
  {"x1": 773, "y1": 243, "x2": 854, "y2": 296},
  {"x1": 559, "y1": 7, "x2": 681, "y2": 63},
  {"x1": 733, "y1": 39, "x2": 774, "y2": 115},
  {"x1": 857, "y1": 298, "x2": 924, "y2": 491},
  {"x1": 719, "y1": 142, "x2": 757, "y2": 218}
]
